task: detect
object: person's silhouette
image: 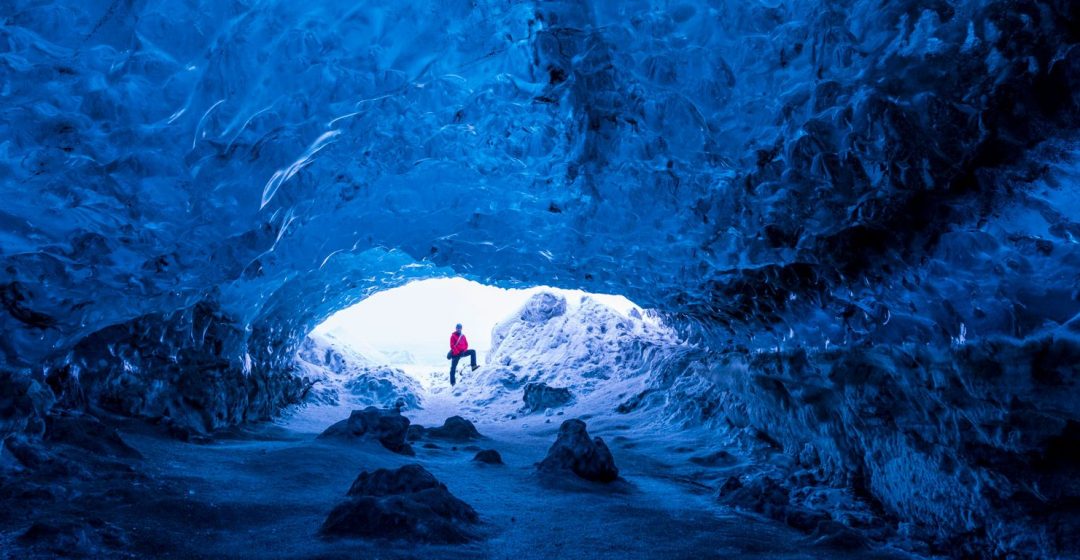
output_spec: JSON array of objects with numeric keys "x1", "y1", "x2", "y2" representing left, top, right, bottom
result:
[{"x1": 447, "y1": 323, "x2": 478, "y2": 386}]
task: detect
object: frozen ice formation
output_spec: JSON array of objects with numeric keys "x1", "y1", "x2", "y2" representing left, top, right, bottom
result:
[{"x1": 1, "y1": 0, "x2": 1078, "y2": 557}]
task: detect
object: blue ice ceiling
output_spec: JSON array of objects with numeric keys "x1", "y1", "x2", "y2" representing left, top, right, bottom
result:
[
  {"x1": 1, "y1": 1, "x2": 1079, "y2": 554},
  {"x1": 4, "y1": 0, "x2": 1073, "y2": 366}
]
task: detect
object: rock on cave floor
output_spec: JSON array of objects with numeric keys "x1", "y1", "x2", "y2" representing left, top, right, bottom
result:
[{"x1": 5, "y1": 389, "x2": 920, "y2": 560}]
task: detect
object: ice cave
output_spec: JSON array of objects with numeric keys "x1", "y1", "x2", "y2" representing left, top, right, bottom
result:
[{"x1": 1, "y1": 0, "x2": 1078, "y2": 558}]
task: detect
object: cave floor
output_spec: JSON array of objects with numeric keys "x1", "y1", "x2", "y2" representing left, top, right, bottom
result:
[{"x1": 31, "y1": 390, "x2": 912, "y2": 560}]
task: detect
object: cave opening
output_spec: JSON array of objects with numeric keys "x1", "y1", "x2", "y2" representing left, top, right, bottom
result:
[{"x1": 283, "y1": 277, "x2": 661, "y2": 433}]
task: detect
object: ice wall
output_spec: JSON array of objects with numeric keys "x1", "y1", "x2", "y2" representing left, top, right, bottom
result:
[{"x1": 1, "y1": 0, "x2": 1078, "y2": 556}]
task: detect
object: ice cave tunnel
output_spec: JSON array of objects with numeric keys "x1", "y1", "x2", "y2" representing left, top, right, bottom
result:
[{"x1": 1, "y1": 0, "x2": 1079, "y2": 558}]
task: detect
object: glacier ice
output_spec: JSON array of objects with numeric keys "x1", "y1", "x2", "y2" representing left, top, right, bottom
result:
[{"x1": 1, "y1": 0, "x2": 1079, "y2": 557}]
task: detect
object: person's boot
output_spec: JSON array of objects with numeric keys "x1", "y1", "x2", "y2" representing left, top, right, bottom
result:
[{"x1": 471, "y1": 365, "x2": 479, "y2": 371}]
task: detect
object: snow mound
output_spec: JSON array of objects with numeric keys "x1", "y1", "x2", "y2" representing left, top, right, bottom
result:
[
  {"x1": 278, "y1": 333, "x2": 423, "y2": 433},
  {"x1": 455, "y1": 292, "x2": 681, "y2": 419},
  {"x1": 295, "y1": 333, "x2": 422, "y2": 410}
]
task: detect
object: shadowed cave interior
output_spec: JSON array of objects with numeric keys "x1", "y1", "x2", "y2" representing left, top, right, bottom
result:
[{"x1": 1, "y1": 0, "x2": 1079, "y2": 558}]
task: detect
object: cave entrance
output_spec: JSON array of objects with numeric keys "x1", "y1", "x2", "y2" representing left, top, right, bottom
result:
[
  {"x1": 311, "y1": 277, "x2": 638, "y2": 383},
  {"x1": 286, "y1": 277, "x2": 658, "y2": 432}
]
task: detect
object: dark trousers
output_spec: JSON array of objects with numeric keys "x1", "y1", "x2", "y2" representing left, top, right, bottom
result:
[{"x1": 449, "y1": 349, "x2": 476, "y2": 386}]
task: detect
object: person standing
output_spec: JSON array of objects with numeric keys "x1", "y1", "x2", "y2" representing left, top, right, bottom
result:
[{"x1": 447, "y1": 323, "x2": 478, "y2": 386}]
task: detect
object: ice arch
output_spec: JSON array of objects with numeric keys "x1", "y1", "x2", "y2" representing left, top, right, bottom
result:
[
  {"x1": 2, "y1": 0, "x2": 1076, "y2": 372},
  {"x1": 2, "y1": 0, "x2": 1070, "y2": 364},
  {"x1": 1, "y1": 1, "x2": 1079, "y2": 556}
]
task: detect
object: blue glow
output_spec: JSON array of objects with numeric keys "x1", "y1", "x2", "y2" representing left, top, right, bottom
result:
[{"x1": 0, "y1": 1, "x2": 1077, "y2": 557}]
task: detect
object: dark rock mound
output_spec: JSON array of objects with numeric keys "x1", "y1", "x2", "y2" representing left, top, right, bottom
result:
[
  {"x1": 347, "y1": 464, "x2": 441, "y2": 496},
  {"x1": 406, "y1": 424, "x2": 426, "y2": 442},
  {"x1": 473, "y1": 449, "x2": 503, "y2": 465},
  {"x1": 538, "y1": 419, "x2": 618, "y2": 482},
  {"x1": 44, "y1": 413, "x2": 142, "y2": 459},
  {"x1": 523, "y1": 382, "x2": 573, "y2": 412},
  {"x1": 321, "y1": 464, "x2": 478, "y2": 543},
  {"x1": 318, "y1": 407, "x2": 413, "y2": 455},
  {"x1": 423, "y1": 416, "x2": 483, "y2": 442}
]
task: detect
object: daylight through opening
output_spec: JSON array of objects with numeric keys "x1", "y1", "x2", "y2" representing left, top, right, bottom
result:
[{"x1": 284, "y1": 278, "x2": 673, "y2": 433}]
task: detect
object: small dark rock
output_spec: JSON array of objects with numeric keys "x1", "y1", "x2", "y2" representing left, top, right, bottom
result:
[
  {"x1": 425, "y1": 416, "x2": 482, "y2": 442},
  {"x1": 473, "y1": 449, "x2": 503, "y2": 464},
  {"x1": 321, "y1": 464, "x2": 478, "y2": 543},
  {"x1": 523, "y1": 382, "x2": 573, "y2": 412},
  {"x1": 318, "y1": 407, "x2": 414, "y2": 455},
  {"x1": 537, "y1": 419, "x2": 618, "y2": 483},
  {"x1": 406, "y1": 425, "x2": 426, "y2": 441}
]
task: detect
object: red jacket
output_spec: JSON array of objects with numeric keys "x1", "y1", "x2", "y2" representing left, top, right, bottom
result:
[{"x1": 450, "y1": 332, "x2": 468, "y2": 356}]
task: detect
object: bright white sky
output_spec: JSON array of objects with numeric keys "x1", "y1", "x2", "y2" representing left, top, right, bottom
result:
[{"x1": 314, "y1": 278, "x2": 636, "y2": 367}]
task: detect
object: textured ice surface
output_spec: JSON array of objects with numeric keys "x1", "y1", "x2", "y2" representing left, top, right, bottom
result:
[
  {"x1": 451, "y1": 292, "x2": 680, "y2": 419},
  {"x1": 4, "y1": 0, "x2": 1074, "y2": 370},
  {"x1": 296, "y1": 332, "x2": 422, "y2": 410},
  {"x1": 1, "y1": 0, "x2": 1078, "y2": 557},
  {"x1": 277, "y1": 332, "x2": 422, "y2": 433}
]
